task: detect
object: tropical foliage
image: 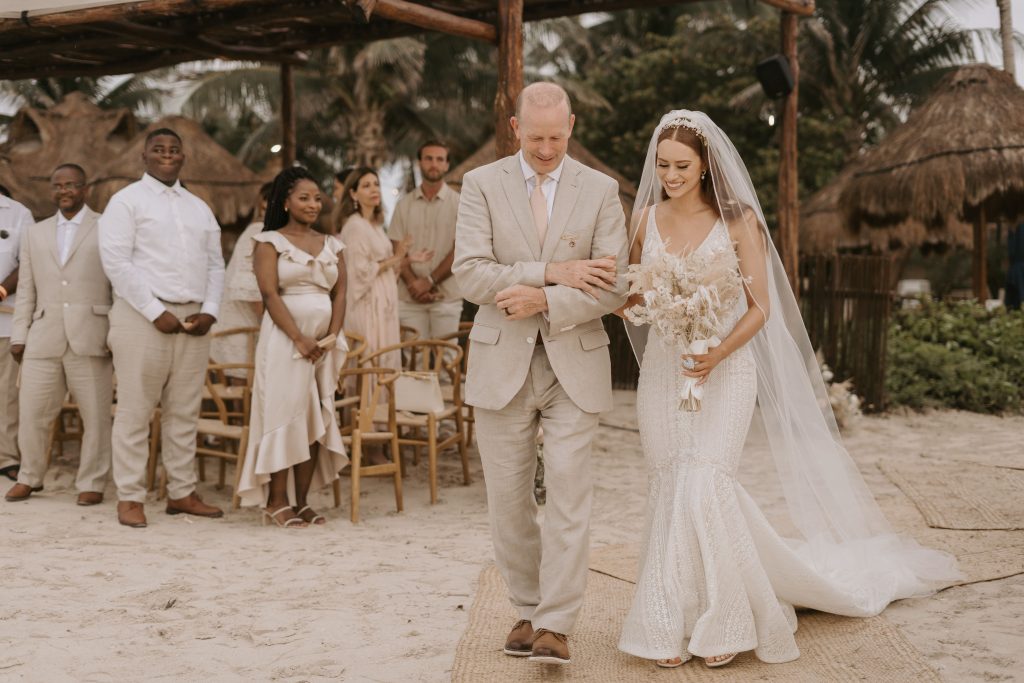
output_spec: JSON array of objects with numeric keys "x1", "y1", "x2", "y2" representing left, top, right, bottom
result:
[{"x1": 886, "y1": 300, "x2": 1024, "y2": 413}]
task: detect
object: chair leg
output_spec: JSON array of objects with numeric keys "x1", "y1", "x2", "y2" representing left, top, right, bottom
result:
[
  {"x1": 456, "y1": 411, "x2": 471, "y2": 485},
  {"x1": 198, "y1": 454, "x2": 206, "y2": 483},
  {"x1": 350, "y1": 433, "x2": 361, "y2": 523},
  {"x1": 332, "y1": 479, "x2": 341, "y2": 508},
  {"x1": 146, "y1": 413, "x2": 161, "y2": 492},
  {"x1": 217, "y1": 458, "x2": 226, "y2": 489},
  {"x1": 232, "y1": 431, "x2": 248, "y2": 510},
  {"x1": 428, "y1": 415, "x2": 438, "y2": 505}
]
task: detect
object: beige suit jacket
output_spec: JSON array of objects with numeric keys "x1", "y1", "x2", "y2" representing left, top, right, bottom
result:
[
  {"x1": 10, "y1": 207, "x2": 113, "y2": 359},
  {"x1": 453, "y1": 154, "x2": 628, "y2": 414}
]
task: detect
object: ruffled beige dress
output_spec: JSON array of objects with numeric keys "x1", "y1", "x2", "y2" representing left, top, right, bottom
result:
[
  {"x1": 237, "y1": 231, "x2": 349, "y2": 507},
  {"x1": 339, "y1": 214, "x2": 401, "y2": 371}
]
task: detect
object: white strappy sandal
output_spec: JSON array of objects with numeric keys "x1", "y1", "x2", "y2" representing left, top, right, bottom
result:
[{"x1": 262, "y1": 506, "x2": 307, "y2": 528}]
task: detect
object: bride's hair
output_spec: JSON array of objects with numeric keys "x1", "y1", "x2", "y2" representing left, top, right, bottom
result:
[{"x1": 657, "y1": 124, "x2": 714, "y2": 202}]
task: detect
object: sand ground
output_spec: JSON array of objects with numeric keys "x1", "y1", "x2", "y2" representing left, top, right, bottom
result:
[{"x1": 1, "y1": 393, "x2": 1022, "y2": 682}]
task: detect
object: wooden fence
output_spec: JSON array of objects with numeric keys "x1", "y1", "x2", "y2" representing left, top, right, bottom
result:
[{"x1": 800, "y1": 254, "x2": 898, "y2": 412}]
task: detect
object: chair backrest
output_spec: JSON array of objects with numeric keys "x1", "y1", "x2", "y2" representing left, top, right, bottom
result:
[
  {"x1": 211, "y1": 326, "x2": 260, "y2": 364},
  {"x1": 437, "y1": 327, "x2": 471, "y2": 378},
  {"x1": 343, "y1": 330, "x2": 368, "y2": 365},
  {"x1": 205, "y1": 362, "x2": 254, "y2": 424},
  {"x1": 337, "y1": 366, "x2": 400, "y2": 432},
  {"x1": 362, "y1": 340, "x2": 464, "y2": 406}
]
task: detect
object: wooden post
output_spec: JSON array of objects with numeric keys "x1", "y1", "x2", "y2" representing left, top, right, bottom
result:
[
  {"x1": 495, "y1": 0, "x2": 524, "y2": 159},
  {"x1": 280, "y1": 62, "x2": 296, "y2": 168},
  {"x1": 778, "y1": 12, "x2": 800, "y2": 297},
  {"x1": 973, "y1": 206, "x2": 988, "y2": 301}
]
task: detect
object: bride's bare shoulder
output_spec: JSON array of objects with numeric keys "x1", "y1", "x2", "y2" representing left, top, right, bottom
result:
[{"x1": 630, "y1": 202, "x2": 663, "y2": 242}]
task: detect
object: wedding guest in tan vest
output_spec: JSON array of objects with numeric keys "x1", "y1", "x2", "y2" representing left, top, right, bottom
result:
[
  {"x1": 99, "y1": 128, "x2": 225, "y2": 528},
  {"x1": 389, "y1": 140, "x2": 464, "y2": 341},
  {"x1": 0, "y1": 185, "x2": 34, "y2": 483},
  {"x1": 5, "y1": 164, "x2": 112, "y2": 505}
]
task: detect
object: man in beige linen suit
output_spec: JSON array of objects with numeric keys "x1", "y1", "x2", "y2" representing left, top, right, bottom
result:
[
  {"x1": 453, "y1": 82, "x2": 628, "y2": 665},
  {"x1": 5, "y1": 164, "x2": 112, "y2": 505}
]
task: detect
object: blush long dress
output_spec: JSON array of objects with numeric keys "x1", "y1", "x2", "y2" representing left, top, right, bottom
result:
[
  {"x1": 236, "y1": 231, "x2": 348, "y2": 508},
  {"x1": 339, "y1": 214, "x2": 401, "y2": 372}
]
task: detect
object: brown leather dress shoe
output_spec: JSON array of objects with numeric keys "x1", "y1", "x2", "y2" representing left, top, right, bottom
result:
[
  {"x1": 529, "y1": 629, "x2": 570, "y2": 665},
  {"x1": 117, "y1": 501, "x2": 147, "y2": 528},
  {"x1": 5, "y1": 483, "x2": 42, "y2": 502},
  {"x1": 166, "y1": 491, "x2": 224, "y2": 518},
  {"x1": 503, "y1": 619, "x2": 533, "y2": 657},
  {"x1": 77, "y1": 491, "x2": 104, "y2": 506}
]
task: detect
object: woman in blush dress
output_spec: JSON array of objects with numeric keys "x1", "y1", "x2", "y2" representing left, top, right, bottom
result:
[{"x1": 236, "y1": 167, "x2": 348, "y2": 528}]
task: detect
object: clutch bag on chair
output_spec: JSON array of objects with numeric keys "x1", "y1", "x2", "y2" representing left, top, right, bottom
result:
[{"x1": 394, "y1": 371, "x2": 445, "y2": 414}]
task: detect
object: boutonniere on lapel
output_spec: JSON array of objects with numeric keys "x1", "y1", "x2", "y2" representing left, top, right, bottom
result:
[
  {"x1": 561, "y1": 233, "x2": 578, "y2": 249},
  {"x1": 0, "y1": 230, "x2": 8, "y2": 240}
]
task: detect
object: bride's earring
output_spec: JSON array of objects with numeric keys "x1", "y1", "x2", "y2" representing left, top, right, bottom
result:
[{"x1": 700, "y1": 169, "x2": 707, "y2": 181}]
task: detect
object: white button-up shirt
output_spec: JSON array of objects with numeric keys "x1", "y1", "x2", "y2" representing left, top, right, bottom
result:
[
  {"x1": 0, "y1": 194, "x2": 35, "y2": 338},
  {"x1": 56, "y1": 206, "x2": 86, "y2": 266},
  {"x1": 519, "y1": 151, "x2": 564, "y2": 221},
  {"x1": 98, "y1": 173, "x2": 225, "y2": 322}
]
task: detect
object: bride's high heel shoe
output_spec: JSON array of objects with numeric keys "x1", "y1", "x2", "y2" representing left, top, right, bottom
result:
[
  {"x1": 656, "y1": 655, "x2": 691, "y2": 668},
  {"x1": 704, "y1": 653, "x2": 738, "y2": 668}
]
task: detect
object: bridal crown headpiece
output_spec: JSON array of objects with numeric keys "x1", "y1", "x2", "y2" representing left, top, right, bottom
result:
[{"x1": 660, "y1": 116, "x2": 707, "y2": 148}]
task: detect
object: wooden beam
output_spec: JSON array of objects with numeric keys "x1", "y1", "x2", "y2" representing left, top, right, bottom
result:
[
  {"x1": 0, "y1": 0, "x2": 254, "y2": 33},
  {"x1": 973, "y1": 207, "x2": 989, "y2": 301},
  {"x1": 354, "y1": 0, "x2": 497, "y2": 43},
  {"x1": 756, "y1": 0, "x2": 815, "y2": 17},
  {"x1": 495, "y1": 0, "x2": 524, "y2": 159},
  {"x1": 92, "y1": 20, "x2": 307, "y2": 64},
  {"x1": 281, "y1": 62, "x2": 297, "y2": 168},
  {"x1": 778, "y1": 12, "x2": 801, "y2": 296}
]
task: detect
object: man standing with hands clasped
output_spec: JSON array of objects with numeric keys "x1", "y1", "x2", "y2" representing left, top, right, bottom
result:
[
  {"x1": 453, "y1": 82, "x2": 628, "y2": 665},
  {"x1": 6, "y1": 164, "x2": 113, "y2": 505},
  {"x1": 389, "y1": 140, "x2": 463, "y2": 341},
  {"x1": 99, "y1": 128, "x2": 225, "y2": 528}
]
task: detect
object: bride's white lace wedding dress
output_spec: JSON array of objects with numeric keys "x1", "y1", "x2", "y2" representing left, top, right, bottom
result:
[{"x1": 618, "y1": 208, "x2": 918, "y2": 664}]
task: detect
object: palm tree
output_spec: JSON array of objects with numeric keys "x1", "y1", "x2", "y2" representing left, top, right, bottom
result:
[
  {"x1": 997, "y1": 0, "x2": 1016, "y2": 79},
  {"x1": 799, "y1": 0, "x2": 975, "y2": 156}
]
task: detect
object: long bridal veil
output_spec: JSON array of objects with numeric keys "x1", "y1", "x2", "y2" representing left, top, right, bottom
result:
[{"x1": 625, "y1": 110, "x2": 962, "y2": 613}]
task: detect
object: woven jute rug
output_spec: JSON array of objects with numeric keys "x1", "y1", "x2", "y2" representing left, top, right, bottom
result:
[
  {"x1": 452, "y1": 556, "x2": 941, "y2": 682},
  {"x1": 879, "y1": 456, "x2": 1024, "y2": 531}
]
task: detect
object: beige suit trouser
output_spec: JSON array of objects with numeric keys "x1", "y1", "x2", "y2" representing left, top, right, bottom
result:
[
  {"x1": 108, "y1": 299, "x2": 209, "y2": 502},
  {"x1": 474, "y1": 345, "x2": 598, "y2": 635},
  {"x1": 16, "y1": 351, "x2": 113, "y2": 492},
  {"x1": 0, "y1": 339, "x2": 19, "y2": 470}
]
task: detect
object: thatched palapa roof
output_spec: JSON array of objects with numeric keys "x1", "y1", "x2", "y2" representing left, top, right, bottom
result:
[
  {"x1": 0, "y1": 0, "x2": 815, "y2": 81},
  {"x1": 0, "y1": 92, "x2": 137, "y2": 218},
  {"x1": 841, "y1": 64, "x2": 1024, "y2": 229},
  {"x1": 90, "y1": 115, "x2": 262, "y2": 225},
  {"x1": 448, "y1": 136, "x2": 637, "y2": 214},
  {"x1": 802, "y1": 165, "x2": 972, "y2": 255}
]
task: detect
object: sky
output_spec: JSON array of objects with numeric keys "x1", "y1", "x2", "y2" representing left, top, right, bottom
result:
[{"x1": 957, "y1": 0, "x2": 1024, "y2": 85}]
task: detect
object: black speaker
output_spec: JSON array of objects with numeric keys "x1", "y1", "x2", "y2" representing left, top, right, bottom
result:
[{"x1": 756, "y1": 55, "x2": 794, "y2": 99}]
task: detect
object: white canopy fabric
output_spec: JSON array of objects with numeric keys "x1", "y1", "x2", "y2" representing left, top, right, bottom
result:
[{"x1": 0, "y1": 1, "x2": 139, "y2": 18}]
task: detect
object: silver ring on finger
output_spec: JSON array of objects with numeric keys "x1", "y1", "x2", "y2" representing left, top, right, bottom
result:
[{"x1": 682, "y1": 357, "x2": 695, "y2": 370}]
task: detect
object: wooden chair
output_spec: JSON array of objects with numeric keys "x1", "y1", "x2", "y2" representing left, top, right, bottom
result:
[
  {"x1": 160, "y1": 362, "x2": 254, "y2": 508},
  {"x1": 45, "y1": 394, "x2": 83, "y2": 464},
  {"x1": 363, "y1": 340, "x2": 469, "y2": 505},
  {"x1": 437, "y1": 321, "x2": 475, "y2": 447},
  {"x1": 334, "y1": 366, "x2": 403, "y2": 523},
  {"x1": 201, "y1": 326, "x2": 259, "y2": 422}
]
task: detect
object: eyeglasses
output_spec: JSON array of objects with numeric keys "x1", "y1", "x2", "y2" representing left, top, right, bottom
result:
[{"x1": 51, "y1": 182, "x2": 86, "y2": 191}]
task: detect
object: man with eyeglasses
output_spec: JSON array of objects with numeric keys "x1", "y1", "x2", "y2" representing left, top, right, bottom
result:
[
  {"x1": 0, "y1": 183, "x2": 34, "y2": 484},
  {"x1": 5, "y1": 164, "x2": 113, "y2": 505}
]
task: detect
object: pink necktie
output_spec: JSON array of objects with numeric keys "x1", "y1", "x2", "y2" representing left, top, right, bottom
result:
[{"x1": 530, "y1": 174, "x2": 548, "y2": 245}]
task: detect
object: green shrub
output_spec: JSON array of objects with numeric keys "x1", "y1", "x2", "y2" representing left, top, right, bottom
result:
[{"x1": 886, "y1": 301, "x2": 1024, "y2": 413}]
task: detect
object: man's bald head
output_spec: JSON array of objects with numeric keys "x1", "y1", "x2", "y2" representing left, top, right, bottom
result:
[
  {"x1": 511, "y1": 82, "x2": 576, "y2": 176},
  {"x1": 515, "y1": 82, "x2": 572, "y2": 121}
]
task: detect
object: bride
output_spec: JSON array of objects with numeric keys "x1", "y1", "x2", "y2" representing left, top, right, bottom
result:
[{"x1": 616, "y1": 111, "x2": 962, "y2": 668}]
